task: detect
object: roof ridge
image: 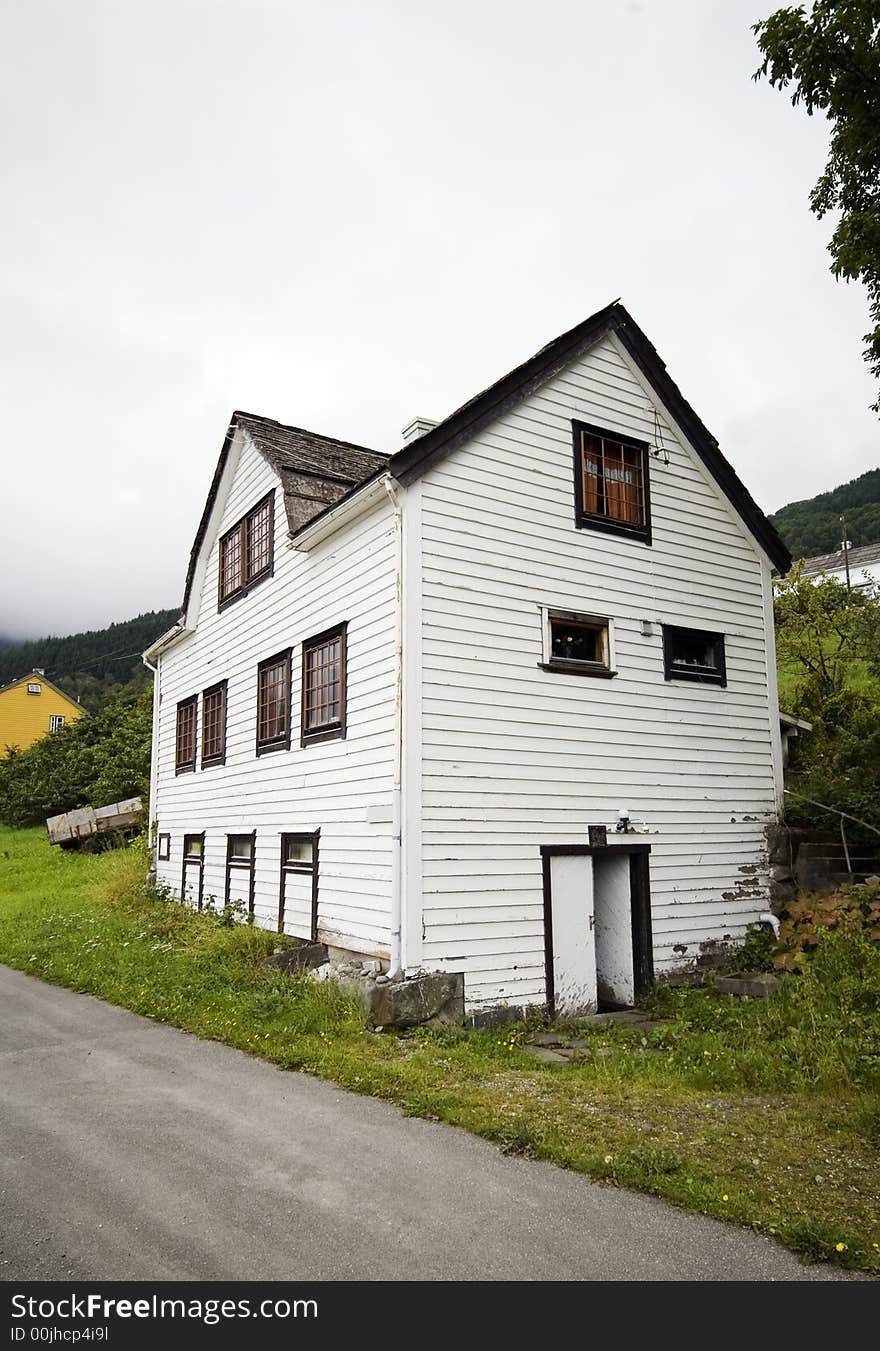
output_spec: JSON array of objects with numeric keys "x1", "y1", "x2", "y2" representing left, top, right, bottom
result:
[{"x1": 233, "y1": 410, "x2": 387, "y2": 461}]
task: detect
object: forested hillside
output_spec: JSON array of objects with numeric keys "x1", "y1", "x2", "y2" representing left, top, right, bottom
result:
[
  {"x1": 772, "y1": 467, "x2": 880, "y2": 557},
  {"x1": 0, "y1": 609, "x2": 178, "y2": 712}
]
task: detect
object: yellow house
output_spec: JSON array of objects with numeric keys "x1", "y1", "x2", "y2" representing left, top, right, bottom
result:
[{"x1": 0, "y1": 671, "x2": 86, "y2": 755}]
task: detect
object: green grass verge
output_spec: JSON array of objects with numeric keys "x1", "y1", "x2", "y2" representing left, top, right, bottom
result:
[{"x1": 1, "y1": 826, "x2": 878, "y2": 1274}]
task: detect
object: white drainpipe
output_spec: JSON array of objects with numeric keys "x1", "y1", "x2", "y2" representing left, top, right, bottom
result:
[
  {"x1": 384, "y1": 478, "x2": 403, "y2": 981},
  {"x1": 142, "y1": 651, "x2": 160, "y2": 853},
  {"x1": 758, "y1": 912, "x2": 780, "y2": 939}
]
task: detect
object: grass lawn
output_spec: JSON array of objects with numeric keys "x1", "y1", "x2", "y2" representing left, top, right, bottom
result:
[{"x1": 1, "y1": 825, "x2": 878, "y2": 1275}]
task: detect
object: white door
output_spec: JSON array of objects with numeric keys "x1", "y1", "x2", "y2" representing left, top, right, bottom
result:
[{"x1": 549, "y1": 854, "x2": 597, "y2": 1015}]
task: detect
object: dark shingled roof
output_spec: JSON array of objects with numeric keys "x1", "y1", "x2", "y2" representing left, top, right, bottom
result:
[
  {"x1": 387, "y1": 301, "x2": 791, "y2": 575},
  {"x1": 801, "y1": 541, "x2": 880, "y2": 576},
  {"x1": 180, "y1": 302, "x2": 789, "y2": 619},
  {"x1": 180, "y1": 413, "x2": 387, "y2": 616},
  {"x1": 236, "y1": 413, "x2": 388, "y2": 535}
]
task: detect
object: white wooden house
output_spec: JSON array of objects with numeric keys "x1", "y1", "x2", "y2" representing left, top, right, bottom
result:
[{"x1": 145, "y1": 302, "x2": 790, "y2": 1014}]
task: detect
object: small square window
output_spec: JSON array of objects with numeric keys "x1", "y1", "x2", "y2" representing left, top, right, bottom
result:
[
  {"x1": 183, "y1": 833, "x2": 204, "y2": 860},
  {"x1": 541, "y1": 609, "x2": 615, "y2": 678},
  {"x1": 663, "y1": 625, "x2": 726, "y2": 686},
  {"x1": 27, "y1": 683, "x2": 41, "y2": 695},
  {"x1": 283, "y1": 834, "x2": 316, "y2": 870},
  {"x1": 572, "y1": 420, "x2": 651, "y2": 543},
  {"x1": 227, "y1": 834, "x2": 254, "y2": 863},
  {"x1": 49, "y1": 715, "x2": 65, "y2": 733},
  {"x1": 157, "y1": 833, "x2": 171, "y2": 861}
]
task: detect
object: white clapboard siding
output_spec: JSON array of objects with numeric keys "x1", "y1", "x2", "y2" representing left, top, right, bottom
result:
[
  {"x1": 153, "y1": 426, "x2": 397, "y2": 957},
  {"x1": 416, "y1": 332, "x2": 780, "y2": 1005}
]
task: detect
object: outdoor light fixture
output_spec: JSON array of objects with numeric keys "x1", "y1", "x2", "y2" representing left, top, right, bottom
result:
[{"x1": 616, "y1": 807, "x2": 631, "y2": 833}]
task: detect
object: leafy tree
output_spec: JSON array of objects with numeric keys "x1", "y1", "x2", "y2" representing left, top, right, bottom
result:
[
  {"x1": 754, "y1": 2, "x2": 880, "y2": 411},
  {"x1": 775, "y1": 565, "x2": 880, "y2": 836},
  {"x1": 0, "y1": 688, "x2": 152, "y2": 828}
]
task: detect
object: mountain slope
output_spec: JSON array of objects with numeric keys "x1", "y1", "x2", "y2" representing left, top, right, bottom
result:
[
  {"x1": 0, "y1": 609, "x2": 179, "y2": 712},
  {"x1": 771, "y1": 467, "x2": 880, "y2": 558}
]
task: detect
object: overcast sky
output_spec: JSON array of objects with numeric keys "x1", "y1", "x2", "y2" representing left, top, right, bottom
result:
[{"x1": 1, "y1": 0, "x2": 877, "y2": 641}]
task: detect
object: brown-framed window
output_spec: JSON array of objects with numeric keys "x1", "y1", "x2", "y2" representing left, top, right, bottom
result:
[
  {"x1": 573, "y1": 420, "x2": 651, "y2": 543},
  {"x1": 183, "y1": 833, "x2": 204, "y2": 859},
  {"x1": 226, "y1": 832, "x2": 256, "y2": 917},
  {"x1": 301, "y1": 623, "x2": 347, "y2": 746},
  {"x1": 181, "y1": 832, "x2": 205, "y2": 909},
  {"x1": 662, "y1": 625, "x2": 726, "y2": 687},
  {"x1": 256, "y1": 650, "x2": 291, "y2": 754},
  {"x1": 201, "y1": 680, "x2": 227, "y2": 767},
  {"x1": 218, "y1": 492, "x2": 274, "y2": 608},
  {"x1": 541, "y1": 608, "x2": 615, "y2": 678},
  {"x1": 278, "y1": 829, "x2": 320, "y2": 939},
  {"x1": 157, "y1": 832, "x2": 171, "y2": 861},
  {"x1": 175, "y1": 696, "x2": 197, "y2": 773}
]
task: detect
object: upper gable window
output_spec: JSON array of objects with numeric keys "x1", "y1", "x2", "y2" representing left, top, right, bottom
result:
[
  {"x1": 218, "y1": 493, "x2": 274, "y2": 608},
  {"x1": 572, "y1": 421, "x2": 651, "y2": 544},
  {"x1": 663, "y1": 625, "x2": 726, "y2": 686}
]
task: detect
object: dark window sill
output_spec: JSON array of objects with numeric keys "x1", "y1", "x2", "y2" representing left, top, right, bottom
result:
[
  {"x1": 283, "y1": 862, "x2": 315, "y2": 874},
  {"x1": 301, "y1": 725, "x2": 346, "y2": 747},
  {"x1": 664, "y1": 669, "x2": 726, "y2": 687},
  {"x1": 256, "y1": 738, "x2": 290, "y2": 756},
  {"x1": 218, "y1": 566, "x2": 273, "y2": 613},
  {"x1": 575, "y1": 513, "x2": 651, "y2": 545},
  {"x1": 539, "y1": 662, "x2": 617, "y2": 679},
  {"x1": 175, "y1": 763, "x2": 196, "y2": 775},
  {"x1": 201, "y1": 755, "x2": 226, "y2": 769}
]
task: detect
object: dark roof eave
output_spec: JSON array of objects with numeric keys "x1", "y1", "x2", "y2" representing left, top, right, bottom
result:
[{"x1": 388, "y1": 302, "x2": 791, "y2": 576}]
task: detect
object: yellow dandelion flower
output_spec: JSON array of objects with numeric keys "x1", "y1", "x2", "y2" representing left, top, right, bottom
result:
[
  {"x1": 835, "y1": 1242, "x2": 847, "y2": 1253},
  {"x1": 722, "y1": 1194, "x2": 729, "y2": 1202},
  {"x1": 703, "y1": 1050, "x2": 711, "y2": 1057}
]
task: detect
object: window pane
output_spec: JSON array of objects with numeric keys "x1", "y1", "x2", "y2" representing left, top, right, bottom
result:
[
  {"x1": 671, "y1": 634, "x2": 718, "y2": 669},
  {"x1": 184, "y1": 835, "x2": 202, "y2": 858},
  {"x1": 220, "y1": 525, "x2": 243, "y2": 600},
  {"x1": 285, "y1": 837, "x2": 314, "y2": 866},
  {"x1": 202, "y1": 685, "x2": 225, "y2": 760},
  {"x1": 305, "y1": 636, "x2": 341, "y2": 729},
  {"x1": 258, "y1": 657, "x2": 288, "y2": 744},
  {"x1": 580, "y1": 433, "x2": 644, "y2": 527},
  {"x1": 246, "y1": 500, "x2": 271, "y2": 580},
  {"x1": 550, "y1": 620, "x2": 606, "y2": 665},
  {"x1": 229, "y1": 836, "x2": 253, "y2": 861},
  {"x1": 176, "y1": 699, "x2": 196, "y2": 767}
]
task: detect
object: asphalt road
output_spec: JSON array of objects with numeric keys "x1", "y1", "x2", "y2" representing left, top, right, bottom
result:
[{"x1": 0, "y1": 964, "x2": 855, "y2": 1282}]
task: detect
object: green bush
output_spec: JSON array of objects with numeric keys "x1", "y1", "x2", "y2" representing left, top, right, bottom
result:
[{"x1": 0, "y1": 687, "x2": 151, "y2": 826}]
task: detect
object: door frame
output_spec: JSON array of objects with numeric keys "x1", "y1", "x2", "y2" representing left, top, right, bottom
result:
[
  {"x1": 277, "y1": 829, "x2": 321, "y2": 940},
  {"x1": 540, "y1": 842, "x2": 653, "y2": 1017}
]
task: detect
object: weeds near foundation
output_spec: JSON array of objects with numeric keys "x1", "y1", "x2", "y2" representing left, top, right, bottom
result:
[{"x1": 0, "y1": 826, "x2": 878, "y2": 1275}]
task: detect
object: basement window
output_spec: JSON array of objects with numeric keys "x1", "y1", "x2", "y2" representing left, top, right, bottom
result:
[
  {"x1": 540, "y1": 609, "x2": 615, "y2": 678},
  {"x1": 282, "y1": 833, "x2": 316, "y2": 871},
  {"x1": 183, "y1": 833, "x2": 204, "y2": 860},
  {"x1": 663, "y1": 625, "x2": 726, "y2": 686}
]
